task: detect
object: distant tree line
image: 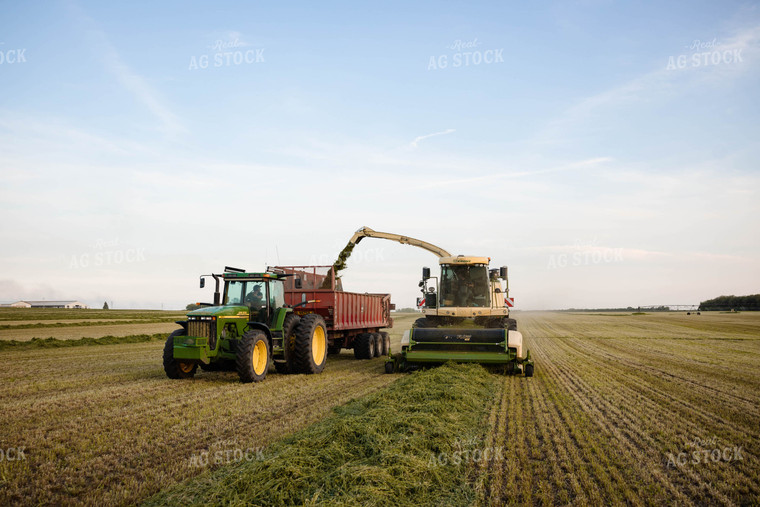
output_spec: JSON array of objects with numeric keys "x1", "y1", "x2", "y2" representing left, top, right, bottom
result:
[
  {"x1": 561, "y1": 306, "x2": 670, "y2": 312},
  {"x1": 699, "y1": 295, "x2": 760, "y2": 311}
]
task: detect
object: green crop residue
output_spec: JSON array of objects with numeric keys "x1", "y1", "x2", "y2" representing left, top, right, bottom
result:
[
  {"x1": 320, "y1": 240, "x2": 356, "y2": 289},
  {"x1": 147, "y1": 363, "x2": 498, "y2": 506},
  {"x1": 0, "y1": 333, "x2": 168, "y2": 350}
]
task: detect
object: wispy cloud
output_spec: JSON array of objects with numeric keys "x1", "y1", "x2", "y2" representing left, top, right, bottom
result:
[
  {"x1": 410, "y1": 128, "x2": 455, "y2": 148},
  {"x1": 424, "y1": 156, "x2": 613, "y2": 188},
  {"x1": 538, "y1": 24, "x2": 760, "y2": 140},
  {"x1": 68, "y1": 2, "x2": 185, "y2": 136}
]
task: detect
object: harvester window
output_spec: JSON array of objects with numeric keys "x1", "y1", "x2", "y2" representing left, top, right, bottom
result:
[{"x1": 440, "y1": 264, "x2": 490, "y2": 308}]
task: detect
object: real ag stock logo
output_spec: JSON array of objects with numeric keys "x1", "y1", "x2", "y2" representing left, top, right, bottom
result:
[
  {"x1": 188, "y1": 37, "x2": 265, "y2": 70},
  {"x1": 666, "y1": 38, "x2": 742, "y2": 70},
  {"x1": 0, "y1": 42, "x2": 27, "y2": 65},
  {"x1": 427, "y1": 38, "x2": 504, "y2": 71}
]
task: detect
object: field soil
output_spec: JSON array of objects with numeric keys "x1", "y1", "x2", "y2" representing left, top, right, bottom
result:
[
  {"x1": 0, "y1": 313, "x2": 414, "y2": 506},
  {"x1": 0, "y1": 311, "x2": 758, "y2": 505},
  {"x1": 477, "y1": 311, "x2": 760, "y2": 505}
]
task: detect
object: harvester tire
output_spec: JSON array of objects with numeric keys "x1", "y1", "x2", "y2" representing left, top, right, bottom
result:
[
  {"x1": 506, "y1": 318, "x2": 518, "y2": 331},
  {"x1": 294, "y1": 314, "x2": 328, "y2": 374},
  {"x1": 328, "y1": 344, "x2": 342, "y2": 355},
  {"x1": 353, "y1": 333, "x2": 374, "y2": 359},
  {"x1": 384, "y1": 361, "x2": 395, "y2": 374},
  {"x1": 524, "y1": 364, "x2": 534, "y2": 377},
  {"x1": 413, "y1": 317, "x2": 431, "y2": 328},
  {"x1": 237, "y1": 330, "x2": 270, "y2": 383},
  {"x1": 163, "y1": 329, "x2": 198, "y2": 379},
  {"x1": 276, "y1": 313, "x2": 301, "y2": 374},
  {"x1": 380, "y1": 331, "x2": 390, "y2": 356},
  {"x1": 372, "y1": 332, "x2": 383, "y2": 357}
]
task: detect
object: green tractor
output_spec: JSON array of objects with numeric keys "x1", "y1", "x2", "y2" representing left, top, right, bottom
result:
[{"x1": 163, "y1": 267, "x2": 328, "y2": 383}]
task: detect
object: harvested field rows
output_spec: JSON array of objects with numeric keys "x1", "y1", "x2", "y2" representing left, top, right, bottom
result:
[
  {"x1": 0, "y1": 322, "x2": 182, "y2": 341},
  {"x1": 0, "y1": 316, "x2": 415, "y2": 506},
  {"x1": 0, "y1": 311, "x2": 757, "y2": 505},
  {"x1": 478, "y1": 312, "x2": 760, "y2": 505}
]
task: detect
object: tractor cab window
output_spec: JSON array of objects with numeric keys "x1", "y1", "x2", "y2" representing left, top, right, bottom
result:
[
  {"x1": 439, "y1": 264, "x2": 490, "y2": 308},
  {"x1": 270, "y1": 280, "x2": 285, "y2": 310},
  {"x1": 245, "y1": 283, "x2": 266, "y2": 310},
  {"x1": 225, "y1": 280, "x2": 247, "y2": 305}
]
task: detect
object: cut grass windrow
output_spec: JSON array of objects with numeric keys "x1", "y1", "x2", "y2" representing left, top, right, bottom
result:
[
  {"x1": 146, "y1": 363, "x2": 499, "y2": 507},
  {"x1": 0, "y1": 333, "x2": 167, "y2": 350}
]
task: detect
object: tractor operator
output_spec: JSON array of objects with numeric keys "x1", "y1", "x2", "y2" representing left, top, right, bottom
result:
[{"x1": 245, "y1": 285, "x2": 265, "y2": 309}]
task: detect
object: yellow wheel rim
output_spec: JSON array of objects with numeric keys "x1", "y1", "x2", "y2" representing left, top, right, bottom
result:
[
  {"x1": 311, "y1": 325, "x2": 326, "y2": 365},
  {"x1": 252, "y1": 340, "x2": 268, "y2": 376},
  {"x1": 179, "y1": 362, "x2": 194, "y2": 374}
]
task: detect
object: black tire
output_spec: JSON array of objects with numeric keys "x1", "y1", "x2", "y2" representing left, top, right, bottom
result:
[
  {"x1": 276, "y1": 313, "x2": 301, "y2": 374},
  {"x1": 506, "y1": 318, "x2": 518, "y2": 331},
  {"x1": 294, "y1": 314, "x2": 328, "y2": 374},
  {"x1": 236, "y1": 330, "x2": 270, "y2": 383},
  {"x1": 353, "y1": 333, "x2": 374, "y2": 360},
  {"x1": 384, "y1": 361, "x2": 395, "y2": 374},
  {"x1": 200, "y1": 360, "x2": 236, "y2": 372},
  {"x1": 380, "y1": 332, "x2": 390, "y2": 356},
  {"x1": 413, "y1": 317, "x2": 430, "y2": 328},
  {"x1": 163, "y1": 329, "x2": 198, "y2": 379},
  {"x1": 328, "y1": 343, "x2": 342, "y2": 355},
  {"x1": 372, "y1": 332, "x2": 383, "y2": 357},
  {"x1": 524, "y1": 364, "x2": 534, "y2": 377}
]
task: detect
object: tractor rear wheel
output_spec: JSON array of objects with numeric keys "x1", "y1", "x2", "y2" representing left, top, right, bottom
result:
[
  {"x1": 353, "y1": 333, "x2": 374, "y2": 359},
  {"x1": 163, "y1": 329, "x2": 197, "y2": 379},
  {"x1": 294, "y1": 314, "x2": 328, "y2": 374},
  {"x1": 236, "y1": 330, "x2": 270, "y2": 383},
  {"x1": 275, "y1": 313, "x2": 301, "y2": 374}
]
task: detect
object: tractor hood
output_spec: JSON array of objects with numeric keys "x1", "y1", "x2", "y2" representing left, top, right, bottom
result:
[{"x1": 187, "y1": 305, "x2": 249, "y2": 318}]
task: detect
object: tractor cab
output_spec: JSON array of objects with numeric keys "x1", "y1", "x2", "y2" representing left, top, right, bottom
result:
[{"x1": 222, "y1": 272, "x2": 285, "y2": 326}]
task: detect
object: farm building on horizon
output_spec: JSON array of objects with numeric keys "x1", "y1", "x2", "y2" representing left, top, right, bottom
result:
[{"x1": 0, "y1": 300, "x2": 90, "y2": 309}]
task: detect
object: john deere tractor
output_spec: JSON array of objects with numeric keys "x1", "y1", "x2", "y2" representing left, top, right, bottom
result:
[{"x1": 163, "y1": 267, "x2": 328, "y2": 383}]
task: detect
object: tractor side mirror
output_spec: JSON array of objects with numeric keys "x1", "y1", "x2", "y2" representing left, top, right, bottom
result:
[
  {"x1": 295, "y1": 278, "x2": 302, "y2": 289},
  {"x1": 499, "y1": 266, "x2": 508, "y2": 279},
  {"x1": 422, "y1": 267, "x2": 431, "y2": 280},
  {"x1": 200, "y1": 277, "x2": 205, "y2": 289}
]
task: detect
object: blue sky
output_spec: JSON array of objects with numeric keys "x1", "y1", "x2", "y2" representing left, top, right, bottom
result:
[{"x1": 1, "y1": 0, "x2": 758, "y2": 309}]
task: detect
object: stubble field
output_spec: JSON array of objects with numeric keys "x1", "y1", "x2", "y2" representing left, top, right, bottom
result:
[{"x1": 0, "y1": 310, "x2": 757, "y2": 505}]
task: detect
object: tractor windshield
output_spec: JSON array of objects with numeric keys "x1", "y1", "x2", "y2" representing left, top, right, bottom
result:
[
  {"x1": 225, "y1": 280, "x2": 247, "y2": 305},
  {"x1": 439, "y1": 264, "x2": 490, "y2": 308}
]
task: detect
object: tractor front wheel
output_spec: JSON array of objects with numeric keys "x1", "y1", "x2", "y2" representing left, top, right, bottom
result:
[
  {"x1": 237, "y1": 330, "x2": 270, "y2": 383},
  {"x1": 294, "y1": 314, "x2": 328, "y2": 374},
  {"x1": 163, "y1": 329, "x2": 198, "y2": 379}
]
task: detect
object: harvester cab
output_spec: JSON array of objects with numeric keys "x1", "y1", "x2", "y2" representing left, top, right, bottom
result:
[
  {"x1": 418, "y1": 256, "x2": 516, "y2": 330},
  {"x1": 163, "y1": 267, "x2": 329, "y2": 383}
]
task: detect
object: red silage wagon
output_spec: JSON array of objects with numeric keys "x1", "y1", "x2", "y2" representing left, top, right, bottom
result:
[{"x1": 271, "y1": 266, "x2": 393, "y2": 359}]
